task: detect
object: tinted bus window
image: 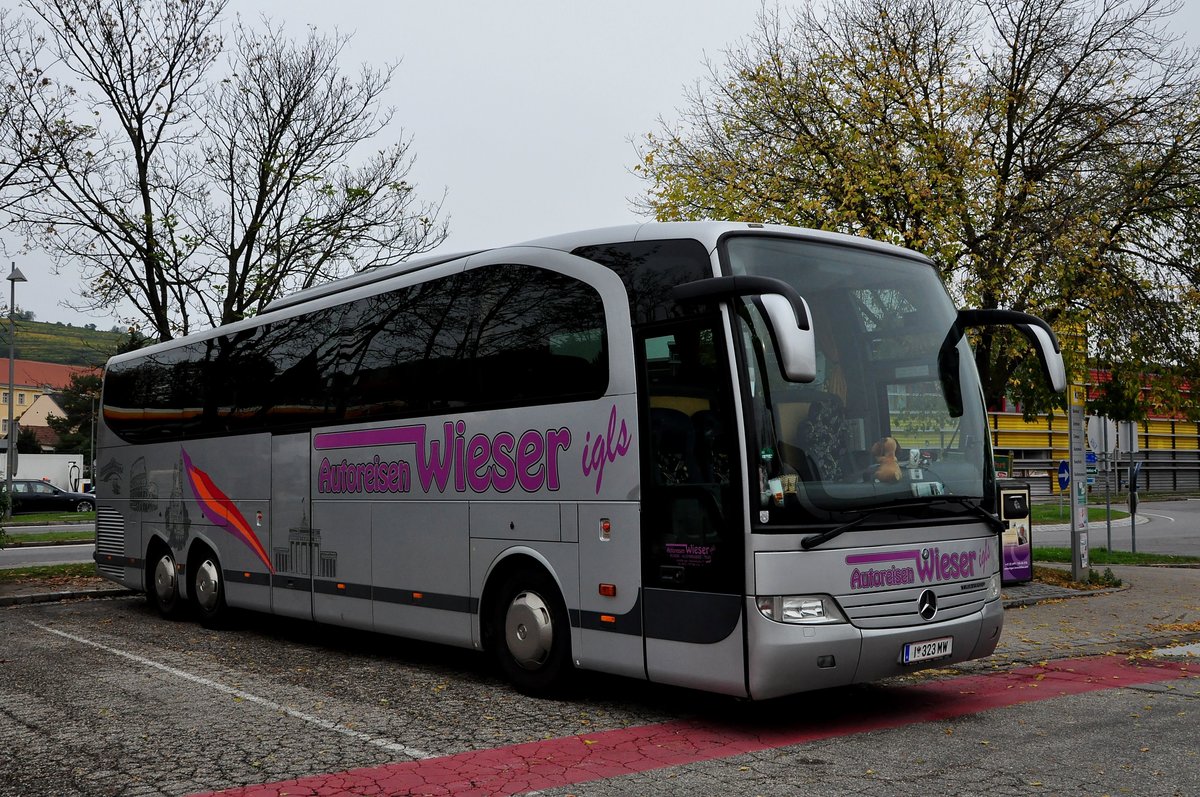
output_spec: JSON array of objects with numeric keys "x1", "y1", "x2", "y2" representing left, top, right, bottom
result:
[{"x1": 103, "y1": 264, "x2": 608, "y2": 442}]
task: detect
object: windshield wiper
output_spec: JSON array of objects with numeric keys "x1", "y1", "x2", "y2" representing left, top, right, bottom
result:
[
  {"x1": 800, "y1": 496, "x2": 1004, "y2": 551},
  {"x1": 930, "y1": 496, "x2": 1006, "y2": 535}
]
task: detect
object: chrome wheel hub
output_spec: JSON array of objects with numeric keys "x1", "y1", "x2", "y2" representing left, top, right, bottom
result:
[
  {"x1": 504, "y1": 590, "x2": 553, "y2": 670},
  {"x1": 153, "y1": 555, "x2": 177, "y2": 604},
  {"x1": 194, "y1": 559, "x2": 221, "y2": 612}
]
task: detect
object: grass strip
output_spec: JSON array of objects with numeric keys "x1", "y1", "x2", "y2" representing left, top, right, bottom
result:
[
  {"x1": 1030, "y1": 504, "x2": 1129, "y2": 524},
  {"x1": 5, "y1": 530, "x2": 96, "y2": 545},
  {"x1": 1032, "y1": 546, "x2": 1200, "y2": 566},
  {"x1": 0, "y1": 563, "x2": 97, "y2": 582}
]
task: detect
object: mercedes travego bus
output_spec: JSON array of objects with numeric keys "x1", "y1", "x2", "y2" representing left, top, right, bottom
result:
[{"x1": 94, "y1": 222, "x2": 1065, "y2": 699}]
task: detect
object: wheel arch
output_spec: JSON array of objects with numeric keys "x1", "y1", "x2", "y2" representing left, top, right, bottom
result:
[
  {"x1": 143, "y1": 532, "x2": 175, "y2": 594},
  {"x1": 478, "y1": 547, "x2": 570, "y2": 654}
]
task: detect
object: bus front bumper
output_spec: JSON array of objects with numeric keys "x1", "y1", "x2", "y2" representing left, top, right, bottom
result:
[{"x1": 746, "y1": 596, "x2": 1004, "y2": 700}]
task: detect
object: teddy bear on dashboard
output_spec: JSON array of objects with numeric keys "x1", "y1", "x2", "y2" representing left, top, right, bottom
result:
[{"x1": 870, "y1": 436, "x2": 903, "y2": 483}]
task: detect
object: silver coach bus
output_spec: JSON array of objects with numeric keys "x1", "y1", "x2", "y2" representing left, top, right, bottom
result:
[{"x1": 94, "y1": 222, "x2": 1065, "y2": 699}]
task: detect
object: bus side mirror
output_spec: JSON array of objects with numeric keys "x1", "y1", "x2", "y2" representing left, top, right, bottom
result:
[
  {"x1": 757, "y1": 293, "x2": 818, "y2": 382},
  {"x1": 672, "y1": 275, "x2": 818, "y2": 383},
  {"x1": 951, "y1": 309, "x2": 1067, "y2": 394}
]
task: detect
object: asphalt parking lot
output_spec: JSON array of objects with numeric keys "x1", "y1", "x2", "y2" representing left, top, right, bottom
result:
[{"x1": 2, "y1": 575, "x2": 1197, "y2": 797}]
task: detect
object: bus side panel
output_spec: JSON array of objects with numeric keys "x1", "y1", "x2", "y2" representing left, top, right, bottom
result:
[
  {"x1": 270, "y1": 433, "x2": 313, "y2": 621},
  {"x1": 373, "y1": 501, "x2": 471, "y2": 647},
  {"x1": 199, "y1": 497, "x2": 272, "y2": 614},
  {"x1": 577, "y1": 501, "x2": 644, "y2": 679},
  {"x1": 644, "y1": 591, "x2": 748, "y2": 697},
  {"x1": 172, "y1": 438, "x2": 272, "y2": 610},
  {"x1": 310, "y1": 500, "x2": 373, "y2": 631}
]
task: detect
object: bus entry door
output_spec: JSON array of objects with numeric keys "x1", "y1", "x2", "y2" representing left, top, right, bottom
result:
[{"x1": 639, "y1": 321, "x2": 748, "y2": 696}]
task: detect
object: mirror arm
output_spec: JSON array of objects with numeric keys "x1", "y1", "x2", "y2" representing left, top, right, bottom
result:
[
  {"x1": 956, "y1": 309, "x2": 1062, "y2": 354},
  {"x1": 672, "y1": 276, "x2": 811, "y2": 330}
]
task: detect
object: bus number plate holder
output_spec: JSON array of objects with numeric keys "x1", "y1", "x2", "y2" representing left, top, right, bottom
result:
[{"x1": 902, "y1": 636, "x2": 952, "y2": 664}]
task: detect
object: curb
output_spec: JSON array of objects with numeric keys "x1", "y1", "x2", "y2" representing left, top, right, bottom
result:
[
  {"x1": 1001, "y1": 583, "x2": 1129, "y2": 609},
  {"x1": 3, "y1": 539, "x2": 94, "y2": 548},
  {"x1": 0, "y1": 588, "x2": 135, "y2": 607}
]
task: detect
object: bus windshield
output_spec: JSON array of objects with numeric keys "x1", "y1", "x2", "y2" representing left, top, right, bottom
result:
[{"x1": 725, "y1": 235, "x2": 992, "y2": 526}]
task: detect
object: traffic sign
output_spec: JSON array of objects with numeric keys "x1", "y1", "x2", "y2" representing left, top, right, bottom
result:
[
  {"x1": 1057, "y1": 460, "x2": 1070, "y2": 490},
  {"x1": 1087, "y1": 415, "x2": 1118, "y2": 454},
  {"x1": 1085, "y1": 451, "x2": 1098, "y2": 485}
]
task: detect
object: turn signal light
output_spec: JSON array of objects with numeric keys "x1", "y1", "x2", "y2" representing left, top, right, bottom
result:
[{"x1": 599, "y1": 583, "x2": 616, "y2": 597}]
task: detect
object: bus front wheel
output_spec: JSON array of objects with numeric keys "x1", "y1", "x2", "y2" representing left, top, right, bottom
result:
[
  {"x1": 191, "y1": 547, "x2": 228, "y2": 627},
  {"x1": 489, "y1": 569, "x2": 572, "y2": 695}
]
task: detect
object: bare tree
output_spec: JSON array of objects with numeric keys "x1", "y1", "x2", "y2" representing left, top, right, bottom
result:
[
  {"x1": 0, "y1": 9, "x2": 65, "y2": 217},
  {"x1": 4, "y1": 0, "x2": 447, "y2": 341},
  {"x1": 184, "y1": 21, "x2": 447, "y2": 329}
]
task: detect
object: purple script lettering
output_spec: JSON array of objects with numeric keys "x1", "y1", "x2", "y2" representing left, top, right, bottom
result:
[
  {"x1": 314, "y1": 422, "x2": 571, "y2": 495},
  {"x1": 318, "y1": 456, "x2": 412, "y2": 494},
  {"x1": 581, "y1": 404, "x2": 633, "y2": 494}
]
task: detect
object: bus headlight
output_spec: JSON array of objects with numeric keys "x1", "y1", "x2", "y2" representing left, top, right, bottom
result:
[
  {"x1": 756, "y1": 595, "x2": 847, "y2": 624},
  {"x1": 986, "y1": 572, "x2": 1002, "y2": 602}
]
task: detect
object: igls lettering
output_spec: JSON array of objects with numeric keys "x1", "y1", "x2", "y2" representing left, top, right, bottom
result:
[{"x1": 581, "y1": 404, "x2": 633, "y2": 494}]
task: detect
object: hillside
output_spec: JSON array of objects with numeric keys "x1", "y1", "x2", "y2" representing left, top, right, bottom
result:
[{"x1": 6, "y1": 319, "x2": 124, "y2": 367}]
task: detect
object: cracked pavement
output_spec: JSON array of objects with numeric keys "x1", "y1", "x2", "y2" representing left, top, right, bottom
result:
[{"x1": 1, "y1": 565, "x2": 1197, "y2": 797}]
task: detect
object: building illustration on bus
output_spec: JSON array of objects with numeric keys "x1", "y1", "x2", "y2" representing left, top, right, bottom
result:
[{"x1": 94, "y1": 221, "x2": 1066, "y2": 699}]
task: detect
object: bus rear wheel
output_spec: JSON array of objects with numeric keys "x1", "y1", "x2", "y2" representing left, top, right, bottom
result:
[
  {"x1": 147, "y1": 548, "x2": 182, "y2": 619},
  {"x1": 191, "y1": 547, "x2": 228, "y2": 627},
  {"x1": 489, "y1": 569, "x2": 572, "y2": 695}
]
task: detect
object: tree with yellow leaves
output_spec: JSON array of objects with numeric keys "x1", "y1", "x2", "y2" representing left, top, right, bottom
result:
[{"x1": 638, "y1": 0, "x2": 1200, "y2": 417}]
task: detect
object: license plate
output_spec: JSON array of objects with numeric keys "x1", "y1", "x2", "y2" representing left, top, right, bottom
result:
[{"x1": 902, "y1": 636, "x2": 953, "y2": 664}]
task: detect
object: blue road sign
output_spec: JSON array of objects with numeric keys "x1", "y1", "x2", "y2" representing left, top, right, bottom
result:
[{"x1": 1058, "y1": 460, "x2": 1070, "y2": 490}]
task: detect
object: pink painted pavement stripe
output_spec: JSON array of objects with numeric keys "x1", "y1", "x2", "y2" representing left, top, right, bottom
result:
[{"x1": 190, "y1": 656, "x2": 1194, "y2": 797}]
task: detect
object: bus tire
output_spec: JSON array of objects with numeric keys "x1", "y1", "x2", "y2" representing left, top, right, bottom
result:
[
  {"x1": 147, "y1": 545, "x2": 183, "y2": 620},
  {"x1": 489, "y1": 568, "x2": 573, "y2": 696},
  {"x1": 190, "y1": 545, "x2": 228, "y2": 627}
]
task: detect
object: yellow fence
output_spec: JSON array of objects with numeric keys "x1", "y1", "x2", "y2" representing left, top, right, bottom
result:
[{"x1": 988, "y1": 411, "x2": 1200, "y2": 495}]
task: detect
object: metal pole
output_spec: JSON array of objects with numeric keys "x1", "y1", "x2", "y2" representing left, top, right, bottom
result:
[
  {"x1": 1104, "y1": 424, "x2": 1111, "y2": 553},
  {"x1": 5, "y1": 264, "x2": 16, "y2": 520},
  {"x1": 90, "y1": 396, "x2": 96, "y2": 489},
  {"x1": 1130, "y1": 448, "x2": 1137, "y2": 555}
]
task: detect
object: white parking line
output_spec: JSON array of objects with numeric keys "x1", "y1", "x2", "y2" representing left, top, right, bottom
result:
[{"x1": 27, "y1": 620, "x2": 432, "y2": 760}]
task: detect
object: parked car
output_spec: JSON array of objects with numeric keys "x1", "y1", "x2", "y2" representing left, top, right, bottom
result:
[{"x1": 7, "y1": 479, "x2": 96, "y2": 513}]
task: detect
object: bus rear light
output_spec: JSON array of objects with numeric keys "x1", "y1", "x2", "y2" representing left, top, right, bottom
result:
[
  {"x1": 599, "y1": 583, "x2": 616, "y2": 597},
  {"x1": 599, "y1": 518, "x2": 612, "y2": 541},
  {"x1": 756, "y1": 595, "x2": 847, "y2": 625}
]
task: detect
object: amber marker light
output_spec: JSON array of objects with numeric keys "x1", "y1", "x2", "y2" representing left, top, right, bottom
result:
[
  {"x1": 600, "y1": 615, "x2": 616, "y2": 623},
  {"x1": 412, "y1": 592, "x2": 424, "y2": 600}
]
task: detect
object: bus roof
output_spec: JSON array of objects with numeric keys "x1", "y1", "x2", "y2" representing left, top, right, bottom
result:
[{"x1": 111, "y1": 222, "x2": 931, "y2": 369}]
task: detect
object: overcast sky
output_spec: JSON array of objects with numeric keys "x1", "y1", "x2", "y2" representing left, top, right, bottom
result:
[{"x1": 5, "y1": 0, "x2": 1200, "y2": 328}]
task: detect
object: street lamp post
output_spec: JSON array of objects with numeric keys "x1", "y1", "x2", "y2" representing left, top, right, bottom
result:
[{"x1": 5, "y1": 262, "x2": 27, "y2": 519}]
